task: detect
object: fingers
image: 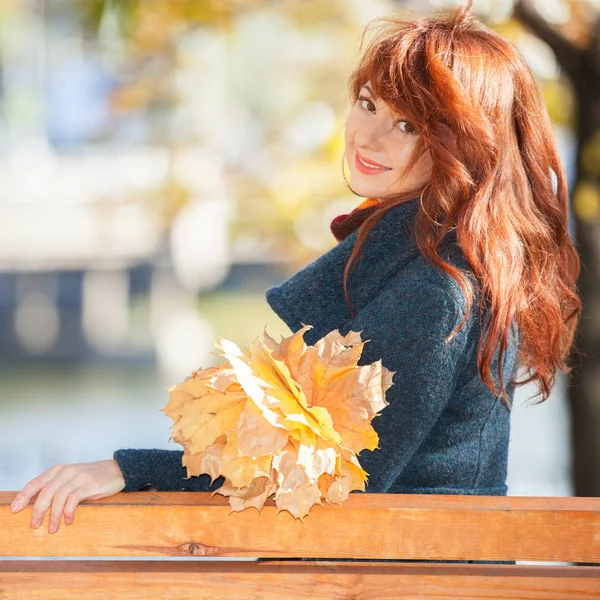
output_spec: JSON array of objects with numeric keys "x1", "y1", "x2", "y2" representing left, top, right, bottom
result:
[
  {"x1": 11, "y1": 464, "x2": 65, "y2": 514},
  {"x1": 48, "y1": 485, "x2": 85, "y2": 534},
  {"x1": 28, "y1": 466, "x2": 79, "y2": 533},
  {"x1": 62, "y1": 487, "x2": 88, "y2": 527}
]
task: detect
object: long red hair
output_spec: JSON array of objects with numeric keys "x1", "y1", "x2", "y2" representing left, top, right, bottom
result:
[{"x1": 343, "y1": 1, "x2": 582, "y2": 407}]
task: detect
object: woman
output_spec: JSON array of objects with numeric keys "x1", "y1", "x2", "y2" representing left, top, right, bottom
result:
[{"x1": 11, "y1": 1, "x2": 581, "y2": 536}]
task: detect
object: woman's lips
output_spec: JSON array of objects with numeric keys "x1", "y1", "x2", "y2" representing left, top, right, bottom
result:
[{"x1": 354, "y1": 150, "x2": 391, "y2": 175}]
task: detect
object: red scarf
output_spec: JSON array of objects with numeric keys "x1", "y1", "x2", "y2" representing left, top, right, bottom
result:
[{"x1": 330, "y1": 197, "x2": 381, "y2": 242}]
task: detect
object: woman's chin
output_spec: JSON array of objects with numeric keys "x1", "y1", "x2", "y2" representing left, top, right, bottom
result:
[{"x1": 350, "y1": 186, "x2": 383, "y2": 199}]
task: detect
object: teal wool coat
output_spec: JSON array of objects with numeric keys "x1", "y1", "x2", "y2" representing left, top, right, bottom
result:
[{"x1": 113, "y1": 197, "x2": 522, "y2": 497}]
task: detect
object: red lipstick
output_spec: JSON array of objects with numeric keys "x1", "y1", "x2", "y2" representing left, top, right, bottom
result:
[{"x1": 354, "y1": 149, "x2": 391, "y2": 174}]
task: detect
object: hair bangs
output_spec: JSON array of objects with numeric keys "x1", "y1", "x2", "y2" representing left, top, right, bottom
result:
[{"x1": 349, "y1": 21, "x2": 430, "y2": 134}]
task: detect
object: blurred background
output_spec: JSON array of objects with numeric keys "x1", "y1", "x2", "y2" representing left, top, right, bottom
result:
[{"x1": 0, "y1": 0, "x2": 598, "y2": 499}]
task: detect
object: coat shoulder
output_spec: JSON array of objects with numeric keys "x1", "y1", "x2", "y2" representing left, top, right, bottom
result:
[{"x1": 389, "y1": 248, "x2": 479, "y2": 321}]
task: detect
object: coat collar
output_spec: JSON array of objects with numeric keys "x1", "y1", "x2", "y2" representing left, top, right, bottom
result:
[{"x1": 265, "y1": 197, "x2": 429, "y2": 346}]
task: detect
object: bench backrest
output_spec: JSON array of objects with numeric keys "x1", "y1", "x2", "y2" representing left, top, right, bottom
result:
[{"x1": 2, "y1": 491, "x2": 600, "y2": 599}]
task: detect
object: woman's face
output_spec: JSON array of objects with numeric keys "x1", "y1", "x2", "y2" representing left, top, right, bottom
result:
[{"x1": 344, "y1": 81, "x2": 433, "y2": 201}]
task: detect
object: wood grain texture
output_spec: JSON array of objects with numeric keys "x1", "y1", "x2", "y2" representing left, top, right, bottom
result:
[
  {"x1": 2, "y1": 492, "x2": 600, "y2": 562},
  {"x1": 1, "y1": 561, "x2": 600, "y2": 599}
]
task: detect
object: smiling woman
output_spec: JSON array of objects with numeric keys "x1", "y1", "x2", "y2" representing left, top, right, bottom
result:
[{"x1": 10, "y1": 0, "x2": 581, "y2": 543}]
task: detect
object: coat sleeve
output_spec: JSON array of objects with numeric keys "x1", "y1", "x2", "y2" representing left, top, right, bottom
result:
[
  {"x1": 344, "y1": 273, "x2": 471, "y2": 493},
  {"x1": 113, "y1": 448, "x2": 225, "y2": 492}
]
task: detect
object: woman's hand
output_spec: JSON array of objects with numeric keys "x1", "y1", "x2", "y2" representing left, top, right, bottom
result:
[{"x1": 9, "y1": 459, "x2": 126, "y2": 534}]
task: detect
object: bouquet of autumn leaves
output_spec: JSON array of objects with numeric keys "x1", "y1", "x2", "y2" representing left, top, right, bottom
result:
[{"x1": 161, "y1": 323, "x2": 394, "y2": 521}]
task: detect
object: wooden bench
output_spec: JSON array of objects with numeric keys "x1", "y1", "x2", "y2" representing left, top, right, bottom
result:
[{"x1": 1, "y1": 490, "x2": 599, "y2": 599}]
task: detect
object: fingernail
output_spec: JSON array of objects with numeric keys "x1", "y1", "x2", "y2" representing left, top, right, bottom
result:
[{"x1": 11, "y1": 501, "x2": 22, "y2": 512}]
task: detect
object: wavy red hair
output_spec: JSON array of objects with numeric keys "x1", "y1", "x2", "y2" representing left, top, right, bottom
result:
[{"x1": 343, "y1": 1, "x2": 582, "y2": 407}]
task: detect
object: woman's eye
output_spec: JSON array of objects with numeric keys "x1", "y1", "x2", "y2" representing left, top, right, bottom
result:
[
  {"x1": 397, "y1": 120, "x2": 416, "y2": 134},
  {"x1": 358, "y1": 96, "x2": 376, "y2": 112}
]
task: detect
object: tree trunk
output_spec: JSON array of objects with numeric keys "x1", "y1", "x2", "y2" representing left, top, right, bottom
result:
[{"x1": 569, "y1": 79, "x2": 600, "y2": 496}]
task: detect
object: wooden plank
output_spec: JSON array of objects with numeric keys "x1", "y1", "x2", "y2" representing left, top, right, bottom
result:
[
  {"x1": 1, "y1": 562, "x2": 600, "y2": 599},
  {"x1": 2, "y1": 492, "x2": 600, "y2": 562}
]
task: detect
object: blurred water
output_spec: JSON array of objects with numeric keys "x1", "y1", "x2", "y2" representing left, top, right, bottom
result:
[
  {"x1": 0, "y1": 364, "x2": 172, "y2": 489},
  {"x1": 507, "y1": 371, "x2": 573, "y2": 496},
  {"x1": 1, "y1": 364, "x2": 572, "y2": 496}
]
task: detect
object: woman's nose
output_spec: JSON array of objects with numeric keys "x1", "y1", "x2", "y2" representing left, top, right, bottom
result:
[{"x1": 355, "y1": 116, "x2": 393, "y2": 148}]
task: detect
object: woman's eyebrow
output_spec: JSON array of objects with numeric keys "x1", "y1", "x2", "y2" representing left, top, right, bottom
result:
[{"x1": 361, "y1": 84, "x2": 376, "y2": 96}]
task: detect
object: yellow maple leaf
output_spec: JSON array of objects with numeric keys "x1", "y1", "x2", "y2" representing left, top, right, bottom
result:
[
  {"x1": 182, "y1": 434, "x2": 226, "y2": 484},
  {"x1": 234, "y1": 399, "x2": 289, "y2": 457}
]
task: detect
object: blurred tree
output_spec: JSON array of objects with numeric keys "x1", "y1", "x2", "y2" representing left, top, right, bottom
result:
[
  {"x1": 70, "y1": 0, "x2": 280, "y2": 236},
  {"x1": 75, "y1": 0, "x2": 272, "y2": 34},
  {"x1": 514, "y1": 0, "x2": 600, "y2": 497}
]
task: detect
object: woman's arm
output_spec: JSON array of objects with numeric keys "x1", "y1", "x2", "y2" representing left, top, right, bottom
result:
[{"x1": 113, "y1": 449, "x2": 225, "y2": 492}]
